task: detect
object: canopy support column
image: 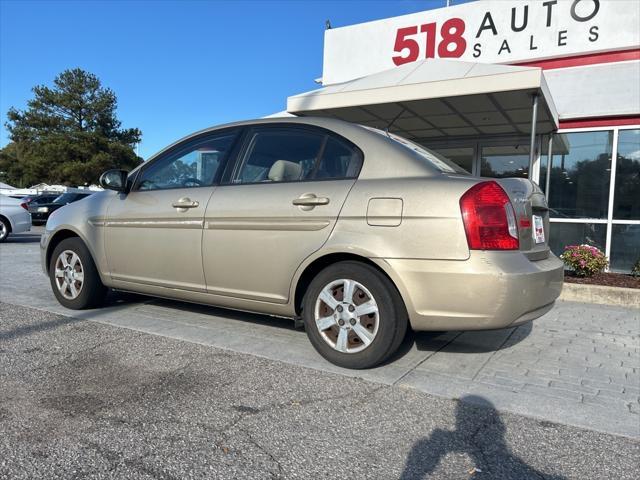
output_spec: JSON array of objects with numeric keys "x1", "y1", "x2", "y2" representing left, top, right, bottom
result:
[
  {"x1": 545, "y1": 135, "x2": 553, "y2": 199},
  {"x1": 529, "y1": 93, "x2": 539, "y2": 179}
]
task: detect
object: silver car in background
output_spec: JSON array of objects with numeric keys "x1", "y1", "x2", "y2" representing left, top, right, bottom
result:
[
  {"x1": 41, "y1": 117, "x2": 563, "y2": 369},
  {"x1": 0, "y1": 195, "x2": 31, "y2": 242}
]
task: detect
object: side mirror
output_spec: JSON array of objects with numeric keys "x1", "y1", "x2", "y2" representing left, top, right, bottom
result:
[{"x1": 99, "y1": 169, "x2": 129, "y2": 192}]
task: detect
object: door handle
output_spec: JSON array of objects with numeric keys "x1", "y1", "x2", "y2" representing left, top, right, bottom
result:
[
  {"x1": 172, "y1": 198, "x2": 199, "y2": 210},
  {"x1": 292, "y1": 194, "x2": 330, "y2": 210}
]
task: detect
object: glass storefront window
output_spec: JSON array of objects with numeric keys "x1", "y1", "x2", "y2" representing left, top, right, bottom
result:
[
  {"x1": 548, "y1": 131, "x2": 613, "y2": 219},
  {"x1": 480, "y1": 145, "x2": 529, "y2": 178},
  {"x1": 613, "y1": 129, "x2": 640, "y2": 220},
  {"x1": 548, "y1": 222, "x2": 607, "y2": 258},
  {"x1": 610, "y1": 224, "x2": 640, "y2": 272}
]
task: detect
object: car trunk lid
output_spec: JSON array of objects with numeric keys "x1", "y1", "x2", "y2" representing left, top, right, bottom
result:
[{"x1": 493, "y1": 177, "x2": 550, "y2": 260}]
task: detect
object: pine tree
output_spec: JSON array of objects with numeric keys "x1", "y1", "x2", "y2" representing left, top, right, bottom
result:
[{"x1": 1, "y1": 68, "x2": 142, "y2": 187}]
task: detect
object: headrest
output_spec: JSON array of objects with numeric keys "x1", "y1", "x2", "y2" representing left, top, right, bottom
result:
[{"x1": 268, "y1": 160, "x2": 302, "y2": 182}]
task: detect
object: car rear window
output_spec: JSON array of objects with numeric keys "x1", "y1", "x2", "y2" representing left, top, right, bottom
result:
[
  {"x1": 364, "y1": 126, "x2": 468, "y2": 174},
  {"x1": 53, "y1": 193, "x2": 87, "y2": 204}
]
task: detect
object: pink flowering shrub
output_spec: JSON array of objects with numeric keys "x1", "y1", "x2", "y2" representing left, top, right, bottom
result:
[
  {"x1": 560, "y1": 244, "x2": 608, "y2": 277},
  {"x1": 632, "y1": 258, "x2": 640, "y2": 278}
]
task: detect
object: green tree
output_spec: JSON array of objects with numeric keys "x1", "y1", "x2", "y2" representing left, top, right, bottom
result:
[{"x1": 0, "y1": 68, "x2": 142, "y2": 187}]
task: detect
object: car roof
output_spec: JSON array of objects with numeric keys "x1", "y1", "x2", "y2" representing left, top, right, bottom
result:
[{"x1": 139, "y1": 117, "x2": 362, "y2": 164}]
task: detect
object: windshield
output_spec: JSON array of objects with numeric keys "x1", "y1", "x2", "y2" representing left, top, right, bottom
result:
[{"x1": 364, "y1": 126, "x2": 469, "y2": 174}]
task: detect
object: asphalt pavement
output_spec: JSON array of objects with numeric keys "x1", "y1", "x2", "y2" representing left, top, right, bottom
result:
[
  {"x1": 1, "y1": 302, "x2": 639, "y2": 480},
  {"x1": 1, "y1": 230, "x2": 638, "y2": 439}
]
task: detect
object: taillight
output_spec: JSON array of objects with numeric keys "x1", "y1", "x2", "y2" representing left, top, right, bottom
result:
[
  {"x1": 460, "y1": 181, "x2": 519, "y2": 250},
  {"x1": 20, "y1": 202, "x2": 28, "y2": 210}
]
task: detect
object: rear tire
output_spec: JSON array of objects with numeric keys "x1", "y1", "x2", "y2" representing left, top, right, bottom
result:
[
  {"x1": 302, "y1": 261, "x2": 408, "y2": 369},
  {"x1": 49, "y1": 237, "x2": 107, "y2": 309}
]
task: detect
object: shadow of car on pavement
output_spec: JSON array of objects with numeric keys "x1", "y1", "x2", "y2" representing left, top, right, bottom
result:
[
  {"x1": 383, "y1": 321, "x2": 532, "y2": 366},
  {"x1": 3, "y1": 232, "x2": 42, "y2": 243}
]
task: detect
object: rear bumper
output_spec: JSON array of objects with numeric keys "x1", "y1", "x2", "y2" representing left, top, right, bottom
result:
[
  {"x1": 381, "y1": 251, "x2": 564, "y2": 331},
  {"x1": 11, "y1": 210, "x2": 32, "y2": 233},
  {"x1": 29, "y1": 211, "x2": 49, "y2": 223}
]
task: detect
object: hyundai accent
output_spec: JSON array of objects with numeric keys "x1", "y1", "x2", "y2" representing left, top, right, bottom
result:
[{"x1": 41, "y1": 117, "x2": 563, "y2": 368}]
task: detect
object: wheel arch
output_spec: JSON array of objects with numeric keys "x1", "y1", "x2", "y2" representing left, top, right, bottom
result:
[
  {"x1": 292, "y1": 252, "x2": 411, "y2": 319},
  {"x1": 45, "y1": 229, "x2": 83, "y2": 273},
  {"x1": 45, "y1": 226, "x2": 111, "y2": 286}
]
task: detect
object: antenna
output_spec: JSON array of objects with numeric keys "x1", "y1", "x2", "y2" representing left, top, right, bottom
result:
[{"x1": 385, "y1": 107, "x2": 406, "y2": 138}]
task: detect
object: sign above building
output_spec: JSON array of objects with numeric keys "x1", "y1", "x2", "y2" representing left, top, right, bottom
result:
[{"x1": 322, "y1": 0, "x2": 640, "y2": 85}]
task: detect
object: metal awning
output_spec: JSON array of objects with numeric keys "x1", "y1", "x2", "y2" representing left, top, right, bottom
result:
[{"x1": 287, "y1": 59, "x2": 558, "y2": 140}]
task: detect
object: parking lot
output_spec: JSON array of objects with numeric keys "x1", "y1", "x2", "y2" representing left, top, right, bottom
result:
[{"x1": 1, "y1": 228, "x2": 639, "y2": 478}]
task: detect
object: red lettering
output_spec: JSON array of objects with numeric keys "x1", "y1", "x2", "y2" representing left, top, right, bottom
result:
[
  {"x1": 420, "y1": 22, "x2": 437, "y2": 58},
  {"x1": 438, "y1": 18, "x2": 467, "y2": 57},
  {"x1": 392, "y1": 18, "x2": 467, "y2": 65},
  {"x1": 392, "y1": 26, "x2": 420, "y2": 66}
]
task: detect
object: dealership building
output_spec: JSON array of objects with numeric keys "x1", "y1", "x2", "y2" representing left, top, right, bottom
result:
[{"x1": 284, "y1": 0, "x2": 640, "y2": 272}]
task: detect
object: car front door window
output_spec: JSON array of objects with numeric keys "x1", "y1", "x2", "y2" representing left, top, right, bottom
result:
[{"x1": 138, "y1": 132, "x2": 238, "y2": 191}]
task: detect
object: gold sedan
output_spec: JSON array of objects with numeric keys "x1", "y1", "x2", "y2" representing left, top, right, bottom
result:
[{"x1": 41, "y1": 117, "x2": 563, "y2": 369}]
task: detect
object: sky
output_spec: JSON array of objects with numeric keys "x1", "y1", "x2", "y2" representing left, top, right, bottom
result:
[{"x1": 0, "y1": 0, "x2": 474, "y2": 159}]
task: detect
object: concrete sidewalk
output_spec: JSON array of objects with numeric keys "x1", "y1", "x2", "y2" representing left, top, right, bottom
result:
[{"x1": 1, "y1": 233, "x2": 638, "y2": 438}]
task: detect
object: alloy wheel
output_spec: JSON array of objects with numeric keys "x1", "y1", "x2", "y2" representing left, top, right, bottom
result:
[
  {"x1": 314, "y1": 278, "x2": 379, "y2": 354},
  {"x1": 54, "y1": 250, "x2": 85, "y2": 300}
]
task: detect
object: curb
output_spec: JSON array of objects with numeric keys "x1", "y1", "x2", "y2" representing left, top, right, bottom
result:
[{"x1": 559, "y1": 282, "x2": 640, "y2": 308}]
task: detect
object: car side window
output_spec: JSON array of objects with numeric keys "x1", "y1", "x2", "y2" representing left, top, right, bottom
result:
[
  {"x1": 234, "y1": 130, "x2": 324, "y2": 184},
  {"x1": 137, "y1": 131, "x2": 238, "y2": 191},
  {"x1": 314, "y1": 136, "x2": 363, "y2": 179}
]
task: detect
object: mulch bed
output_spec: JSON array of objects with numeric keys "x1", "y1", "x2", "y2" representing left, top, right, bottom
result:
[{"x1": 564, "y1": 272, "x2": 640, "y2": 289}]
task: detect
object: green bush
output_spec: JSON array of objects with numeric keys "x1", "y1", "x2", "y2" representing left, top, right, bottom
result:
[
  {"x1": 632, "y1": 258, "x2": 640, "y2": 278},
  {"x1": 560, "y1": 244, "x2": 608, "y2": 277}
]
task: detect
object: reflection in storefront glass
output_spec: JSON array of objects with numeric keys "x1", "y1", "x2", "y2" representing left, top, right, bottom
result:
[
  {"x1": 548, "y1": 222, "x2": 607, "y2": 259},
  {"x1": 613, "y1": 129, "x2": 640, "y2": 220},
  {"x1": 548, "y1": 131, "x2": 612, "y2": 219},
  {"x1": 480, "y1": 145, "x2": 529, "y2": 178},
  {"x1": 610, "y1": 224, "x2": 640, "y2": 273}
]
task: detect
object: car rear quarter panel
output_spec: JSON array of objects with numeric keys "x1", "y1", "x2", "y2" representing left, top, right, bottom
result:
[
  {"x1": 328, "y1": 175, "x2": 477, "y2": 261},
  {"x1": 0, "y1": 202, "x2": 31, "y2": 233}
]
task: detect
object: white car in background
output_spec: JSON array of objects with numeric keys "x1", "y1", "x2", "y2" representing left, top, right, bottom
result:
[{"x1": 0, "y1": 195, "x2": 31, "y2": 242}]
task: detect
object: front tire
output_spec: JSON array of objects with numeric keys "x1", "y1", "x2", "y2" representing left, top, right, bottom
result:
[
  {"x1": 302, "y1": 261, "x2": 408, "y2": 369},
  {"x1": 49, "y1": 237, "x2": 107, "y2": 309}
]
